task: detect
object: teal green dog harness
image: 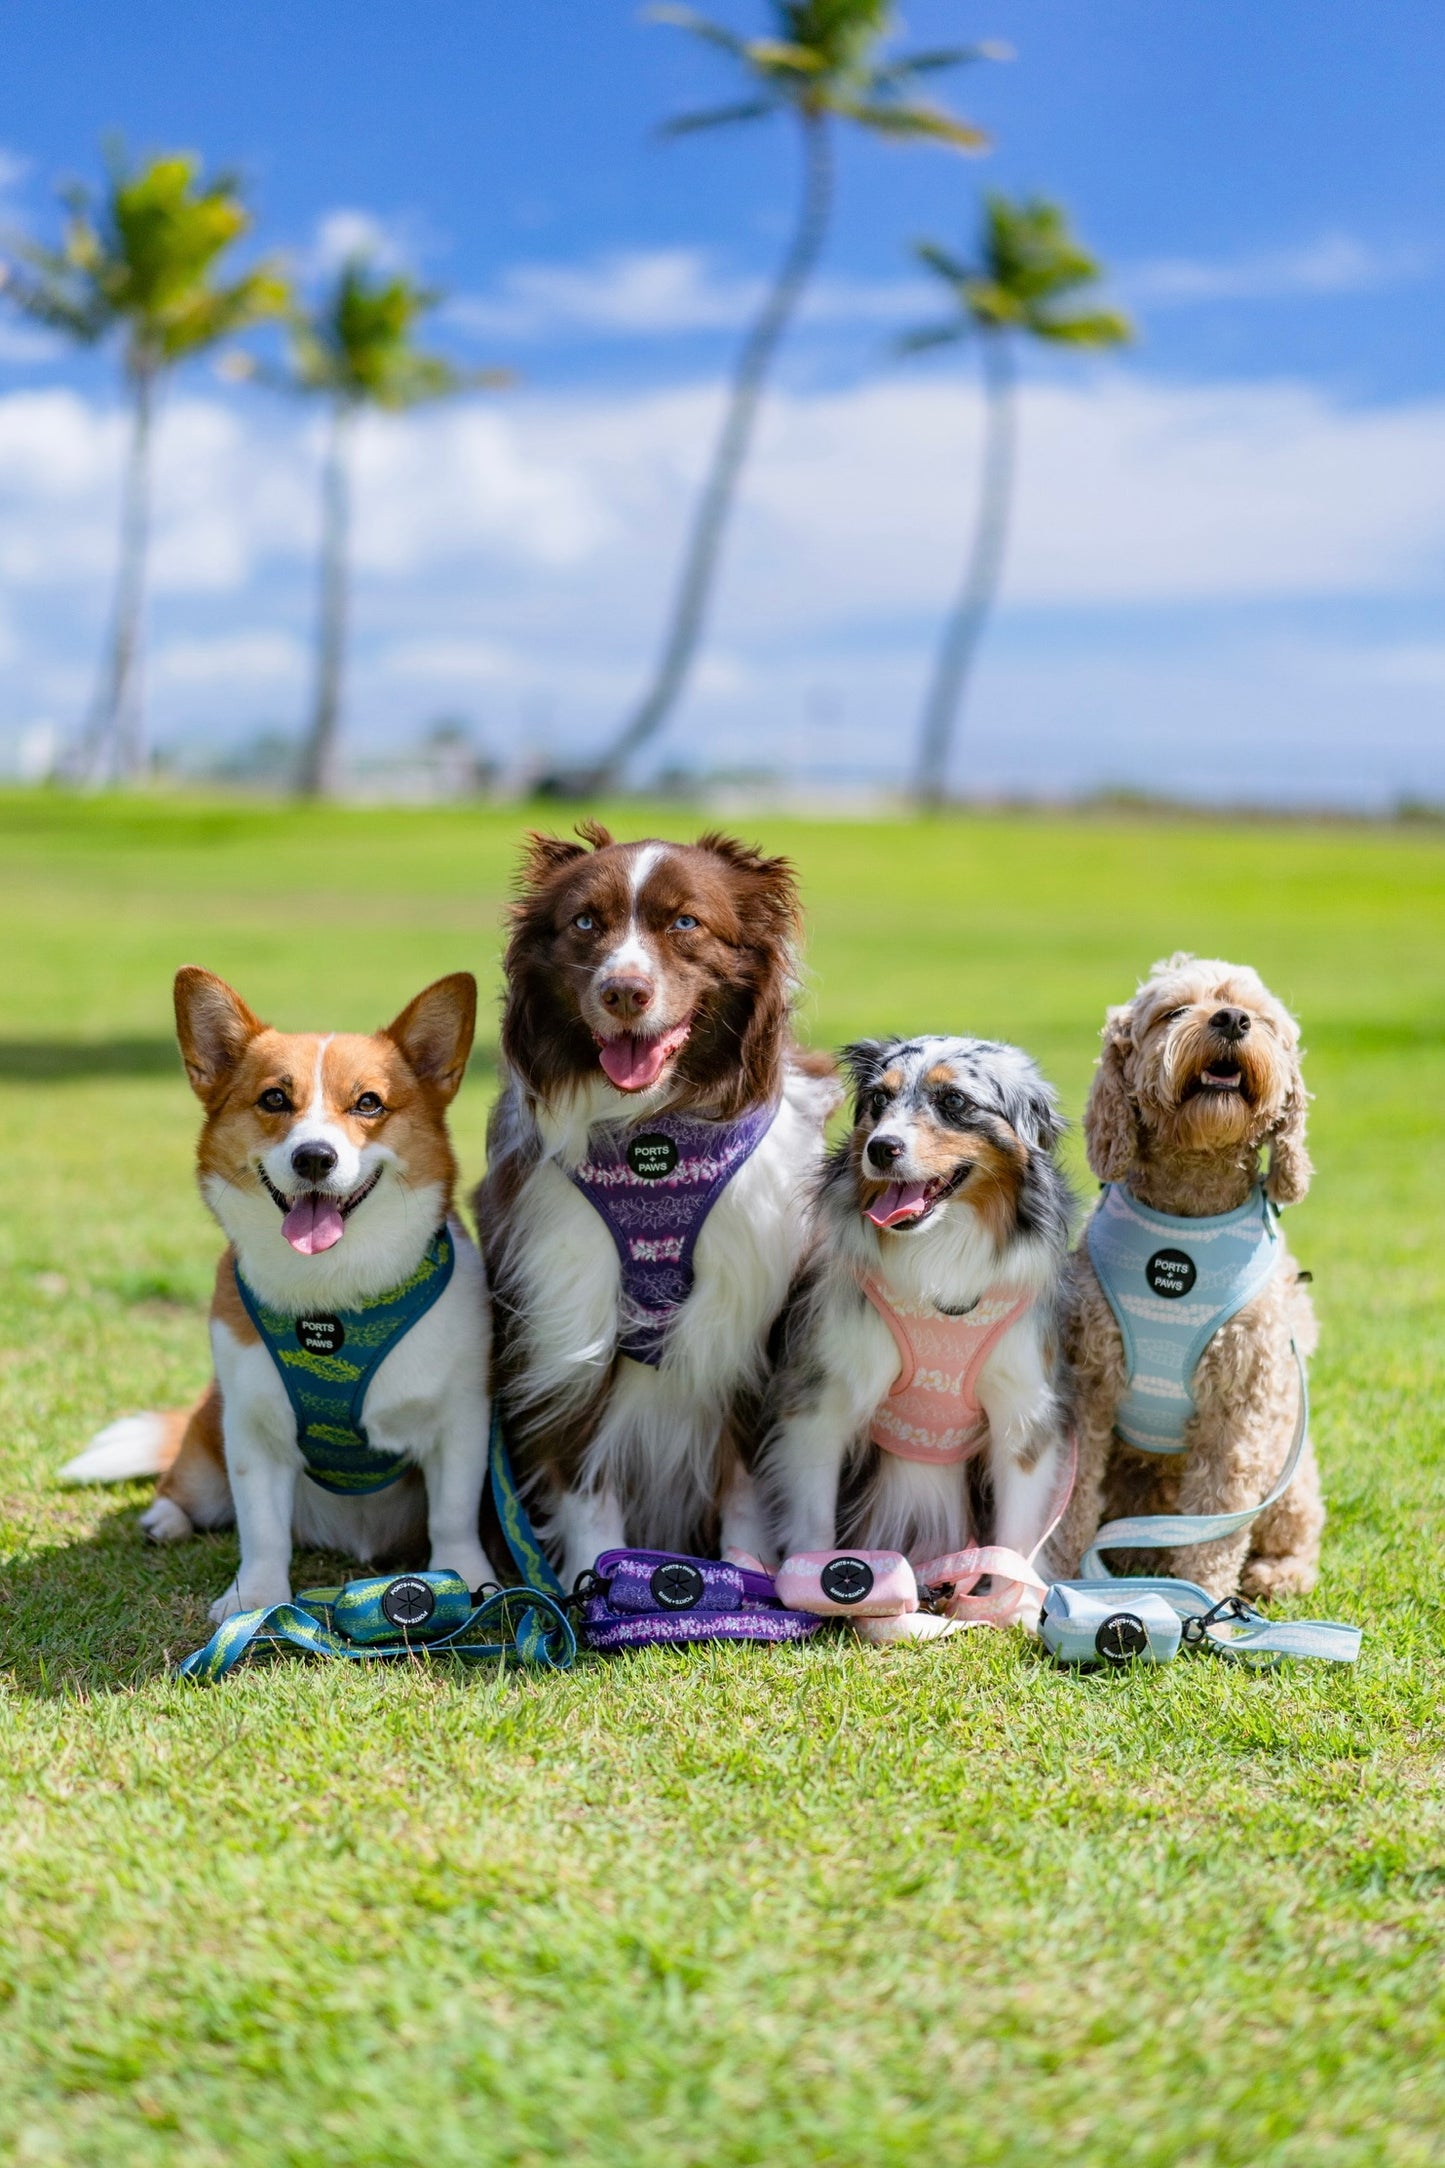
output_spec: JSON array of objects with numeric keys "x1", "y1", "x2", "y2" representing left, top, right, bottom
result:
[
  {"x1": 1086, "y1": 1183, "x2": 1281, "y2": 1454},
  {"x1": 234, "y1": 1225, "x2": 455, "y2": 1494}
]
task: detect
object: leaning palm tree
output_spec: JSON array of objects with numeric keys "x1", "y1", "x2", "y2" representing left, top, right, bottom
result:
[
  {"x1": 584, "y1": 0, "x2": 1000, "y2": 792},
  {"x1": 904, "y1": 194, "x2": 1131, "y2": 810},
  {"x1": 0, "y1": 148, "x2": 286, "y2": 783},
  {"x1": 278, "y1": 260, "x2": 494, "y2": 799}
]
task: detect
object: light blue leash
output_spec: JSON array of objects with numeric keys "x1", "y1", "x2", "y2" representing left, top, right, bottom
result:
[{"x1": 1076, "y1": 1341, "x2": 1360, "y2": 1663}]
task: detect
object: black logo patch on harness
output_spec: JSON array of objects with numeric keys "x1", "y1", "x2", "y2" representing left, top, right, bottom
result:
[
  {"x1": 627, "y1": 1132, "x2": 680, "y2": 1180},
  {"x1": 380, "y1": 1575, "x2": 437, "y2": 1631},
  {"x1": 821, "y1": 1556, "x2": 875, "y2": 1606},
  {"x1": 1146, "y1": 1249, "x2": 1196, "y2": 1300},
  {"x1": 296, "y1": 1314, "x2": 345, "y2": 1355},
  {"x1": 1094, "y1": 1611, "x2": 1149, "y2": 1664},
  {"x1": 650, "y1": 1561, "x2": 706, "y2": 1611}
]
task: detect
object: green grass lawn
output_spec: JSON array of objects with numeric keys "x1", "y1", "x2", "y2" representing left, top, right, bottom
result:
[{"x1": 1, "y1": 790, "x2": 1442, "y2": 2167}]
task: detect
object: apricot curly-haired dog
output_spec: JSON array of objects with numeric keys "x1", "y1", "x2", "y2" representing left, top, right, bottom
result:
[{"x1": 1054, "y1": 953, "x2": 1323, "y2": 1601}]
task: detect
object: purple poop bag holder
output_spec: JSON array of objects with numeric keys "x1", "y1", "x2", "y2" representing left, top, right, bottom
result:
[{"x1": 578, "y1": 1549, "x2": 822, "y2": 1650}]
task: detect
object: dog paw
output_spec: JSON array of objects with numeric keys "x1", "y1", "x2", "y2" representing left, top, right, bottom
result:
[
  {"x1": 209, "y1": 1574, "x2": 291, "y2": 1624},
  {"x1": 853, "y1": 1612, "x2": 967, "y2": 1644},
  {"x1": 429, "y1": 1547, "x2": 495, "y2": 1595},
  {"x1": 1240, "y1": 1557, "x2": 1318, "y2": 1602},
  {"x1": 140, "y1": 1496, "x2": 194, "y2": 1545}
]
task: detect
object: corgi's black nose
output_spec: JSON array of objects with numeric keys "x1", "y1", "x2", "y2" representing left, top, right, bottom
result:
[
  {"x1": 867, "y1": 1132, "x2": 906, "y2": 1170},
  {"x1": 290, "y1": 1141, "x2": 338, "y2": 1185},
  {"x1": 1209, "y1": 1007, "x2": 1251, "y2": 1041}
]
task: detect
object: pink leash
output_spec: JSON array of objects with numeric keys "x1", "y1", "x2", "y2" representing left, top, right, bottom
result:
[{"x1": 915, "y1": 1430, "x2": 1078, "y2": 1628}]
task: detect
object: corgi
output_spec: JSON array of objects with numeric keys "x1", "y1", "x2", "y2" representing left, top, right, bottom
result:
[{"x1": 63, "y1": 967, "x2": 497, "y2": 1621}]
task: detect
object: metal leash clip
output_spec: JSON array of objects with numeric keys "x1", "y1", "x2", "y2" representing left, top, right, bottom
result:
[{"x1": 1180, "y1": 1592, "x2": 1257, "y2": 1647}]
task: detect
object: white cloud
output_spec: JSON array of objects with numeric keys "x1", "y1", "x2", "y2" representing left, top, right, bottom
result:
[
  {"x1": 309, "y1": 208, "x2": 408, "y2": 275},
  {"x1": 379, "y1": 637, "x2": 529, "y2": 684},
  {"x1": 1128, "y1": 233, "x2": 1433, "y2": 306},
  {"x1": 153, "y1": 631, "x2": 307, "y2": 686},
  {"x1": 1346, "y1": 642, "x2": 1445, "y2": 689},
  {"x1": 449, "y1": 247, "x2": 930, "y2": 342},
  {"x1": 2, "y1": 364, "x2": 1445, "y2": 802}
]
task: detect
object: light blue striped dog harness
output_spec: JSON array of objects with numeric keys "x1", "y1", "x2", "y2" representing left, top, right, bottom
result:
[
  {"x1": 1075, "y1": 1182, "x2": 1360, "y2": 1663},
  {"x1": 1086, "y1": 1183, "x2": 1281, "y2": 1454}
]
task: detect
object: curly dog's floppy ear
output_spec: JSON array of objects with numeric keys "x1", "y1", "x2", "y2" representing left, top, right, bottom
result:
[
  {"x1": 1265, "y1": 1053, "x2": 1312, "y2": 1205},
  {"x1": 1083, "y1": 1003, "x2": 1137, "y2": 1182}
]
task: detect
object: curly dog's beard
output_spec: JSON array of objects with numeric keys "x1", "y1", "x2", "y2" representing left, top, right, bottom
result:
[{"x1": 1147, "y1": 1020, "x2": 1292, "y2": 1156}]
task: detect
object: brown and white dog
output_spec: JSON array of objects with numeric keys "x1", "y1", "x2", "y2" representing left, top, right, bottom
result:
[
  {"x1": 475, "y1": 823, "x2": 839, "y2": 1585},
  {"x1": 63, "y1": 968, "x2": 497, "y2": 1619},
  {"x1": 1054, "y1": 953, "x2": 1323, "y2": 1600},
  {"x1": 758, "y1": 1034, "x2": 1074, "y2": 1616}
]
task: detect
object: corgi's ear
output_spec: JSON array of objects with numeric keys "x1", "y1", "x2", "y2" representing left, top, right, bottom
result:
[
  {"x1": 384, "y1": 973, "x2": 477, "y2": 1105},
  {"x1": 1083, "y1": 1003, "x2": 1138, "y2": 1183},
  {"x1": 174, "y1": 968, "x2": 264, "y2": 1101}
]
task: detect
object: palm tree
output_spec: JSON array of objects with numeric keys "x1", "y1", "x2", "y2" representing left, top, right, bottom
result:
[
  {"x1": 582, "y1": 1, "x2": 1000, "y2": 793},
  {"x1": 0, "y1": 148, "x2": 286, "y2": 784},
  {"x1": 904, "y1": 193, "x2": 1131, "y2": 810},
  {"x1": 277, "y1": 259, "x2": 499, "y2": 799}
]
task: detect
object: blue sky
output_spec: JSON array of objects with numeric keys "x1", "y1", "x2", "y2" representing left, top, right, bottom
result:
[{"x1": 1, "y1": 0, "x2": 1443, "y2": 802}]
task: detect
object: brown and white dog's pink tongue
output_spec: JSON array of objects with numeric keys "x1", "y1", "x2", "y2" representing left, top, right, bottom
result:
[
  {"x1": 282, "y1": 1193, "x2": 346, "y2": 1255},
  {"x1": 865, "y1": 1181, "x2": 930, "y2": 1229},
  {"x1": 597, "y1": 1022, "x2": 689, "y2": 1093}
]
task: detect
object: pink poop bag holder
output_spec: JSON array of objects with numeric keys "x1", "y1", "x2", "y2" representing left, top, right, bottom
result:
[{"x1": 777, "y1": 1545, "x2": 1047, "y2": 1631}]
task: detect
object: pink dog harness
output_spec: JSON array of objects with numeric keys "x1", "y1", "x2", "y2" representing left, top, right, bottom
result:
[{"x1": 860, "y1": 1279, "x2": 1034, "y2": 1463}]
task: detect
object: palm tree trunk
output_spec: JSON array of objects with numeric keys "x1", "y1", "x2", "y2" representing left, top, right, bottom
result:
[
  {"x1": 586, "y1": 110, "x2": 834, "y2": 792},
  {"x1": 912, "y1": 327, "x2": 1016, "y2": 812},
  {"x1": 83, "y1": 364, "x2": 155, "y2": 787},
  {"x1": 298, "y1": 402, "x2": 352, "y2": 800}
]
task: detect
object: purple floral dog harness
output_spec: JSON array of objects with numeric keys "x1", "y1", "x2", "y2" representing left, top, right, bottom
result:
[
  {"x1": 579, "y1": 1549, "x2": 822, "y2": 1649},
  {"x1": 569, "y1": 1105, "x2": 777, "y2": 1364}
]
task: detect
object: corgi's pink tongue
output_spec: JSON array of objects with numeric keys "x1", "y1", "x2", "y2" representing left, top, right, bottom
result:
[
  {"x1": 597, "y1": 1026, "x2": 686, "y2": 1092},
  {"x1": 866, "y1": 1181, "x2": 930, "y2": 1229},
  {"x1": 282, "y1": 1193, "x2": 346, "y2": 1255}
]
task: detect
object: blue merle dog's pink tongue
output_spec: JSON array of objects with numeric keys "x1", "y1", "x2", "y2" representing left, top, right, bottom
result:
[{"x1": 865, "y1": 1181, "x2": 930, "y2": 1229}]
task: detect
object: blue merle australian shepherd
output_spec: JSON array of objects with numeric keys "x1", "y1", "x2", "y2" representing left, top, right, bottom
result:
[{"x1": 758, "y1": 1033, "x2": 1075, "y2": 1615}]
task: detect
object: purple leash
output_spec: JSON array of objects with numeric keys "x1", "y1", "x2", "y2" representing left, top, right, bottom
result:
[{"x1": 579, "y1": 1548, "x2": 822, "y2": 1650}]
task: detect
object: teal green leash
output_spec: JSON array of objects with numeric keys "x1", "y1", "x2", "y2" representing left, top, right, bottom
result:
[
  {"x1": 178, "y1": 1569, "x2": 575, "y2": 1683},
  {"x1": 487, "y1": 1405, "x2": 566, "y2": 1599},
  {"x1": 177, "y1": 1412, "x2": 572, "y2": 1682}
]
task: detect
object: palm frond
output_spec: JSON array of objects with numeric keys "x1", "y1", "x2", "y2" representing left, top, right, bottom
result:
[
  {"x1": 835, "y1": 99, "x2": 988, "y2": 150},
  {"x1": 659, "y1": 99, "x2": 777, "y2": 135},
  {"x1": 1031, "y1": 307, "x2": 1132, "y2": 348},
  {"x1": 894, "y1": 320, "x2": 968, "y2": 356},
  {"x1": 643, "y1": 6, "x2": 749, "y2": 60},
  {"x1": 869, "y1": 42, "x2": 1012, "y2": 88},
  {"x1": 915, "y1": 239, "x2": 971, "y2": 288}
]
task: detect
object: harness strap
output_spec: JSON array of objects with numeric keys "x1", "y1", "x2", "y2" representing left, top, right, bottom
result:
[{"x1": 1081, "y1": 1338, "x2": 1311, "y2": 1579}]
